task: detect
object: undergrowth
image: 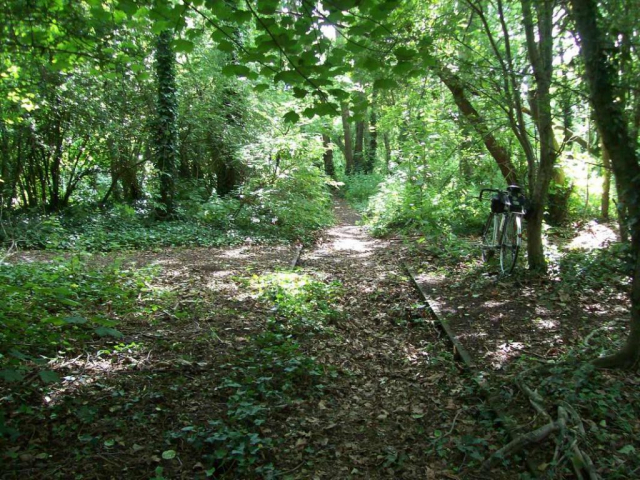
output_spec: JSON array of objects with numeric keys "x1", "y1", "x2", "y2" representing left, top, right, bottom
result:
[
  {"x1": 163, "y1": 273, "x2": 339, "y2": 478},
  {"x1": 0, "y1": 256, "x2": 157, "y2": 379},
  {"x1": 0, "y1": 167, "x2": 334, "y2": 252}
]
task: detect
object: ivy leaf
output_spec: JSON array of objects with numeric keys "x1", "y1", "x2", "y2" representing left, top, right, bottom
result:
[
  {"x1": 39, "y1": 370, "x2": 60, "y2": 384},
  {"x1": 283, "y1": 111, "x2": 300, "y2": 124},
  {"x1": 162, "y1": 449, "x2": 177, "y2": 460},
  {"x1": 94, "y1": 327, "x2": 124, "y2": 338},
  {"x1": 63, "y1": 316, "x2": 88, "y2": 324},
  {"x1": 0, "y1": 369, "x2": 24, "y2": 383}
]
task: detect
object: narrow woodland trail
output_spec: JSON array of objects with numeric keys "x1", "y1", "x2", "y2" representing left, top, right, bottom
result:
[{"x1": 280, "y1": 198, "x2": 461, "y2": 478}]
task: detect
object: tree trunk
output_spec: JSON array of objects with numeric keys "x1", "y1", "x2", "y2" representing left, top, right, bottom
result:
[
  {"x1": 340, "y1": 103, "x2": 354, "y2": 175},
  {"x1": 366, "y1": 105, "x2": 378, "y2": 174},
  {"x1": 322, "y1": 134, "x2": 335, "y2": 178},
  {"x1": 154, "y1": 30, "x2": 178, "y2": 217},
  {"x1": 354, "y1": 121, "x2": 365, "y2": 172},
  {"x1": 600, "y1": 135, "x2": 611, "y2": 220},
  {"x1": 521, "y1": 0, "x2": 556, "y2": 272},
  {"x1": 383, "y1": 132, "x2": 391, "y2": 173},
  {"x1": 570, "y1": 0, "x2": 640, "y2": 367}
]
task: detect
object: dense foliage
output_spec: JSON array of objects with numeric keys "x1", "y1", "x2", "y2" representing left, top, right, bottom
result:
[{"x1": 1, "y1": 0, "x2": 640, "y2": 478}]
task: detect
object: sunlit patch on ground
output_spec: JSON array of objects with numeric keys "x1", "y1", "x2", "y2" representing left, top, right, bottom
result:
[
  {"x1": 533, "y1": 317, "x2": 559, "y2": 330},
  {"x1": 484, "y1": 341, "x2": 525, "y2": 368},
  {"x1": 567, "y1": 221, "x2": 617, "y2": 250}
]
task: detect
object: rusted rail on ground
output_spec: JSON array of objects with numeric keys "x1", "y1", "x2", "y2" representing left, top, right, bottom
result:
[{"x1": 404, "y1": 263, "x2": 539, "y2": 477}]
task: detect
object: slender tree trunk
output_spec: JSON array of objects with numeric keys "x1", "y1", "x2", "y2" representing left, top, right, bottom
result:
[
  {"x1": 600, "y1": 136, "x2": 611, "y2": 220},
  {"x1": 354, "y1": 121, "x2": 365, "y2": 173},
  {"x1": 322, "y1": 134, "x2": 335, "y2": 178},
  {"x1": 154, "y1": 30, "x2": 178, "y2": 217},
  {"x1": 341, "y1": 103, "x2": 354, "y2": 175},
  {"x1": 570, "y1": 0, "x2": 640, "y2": 368},
  {"x1": 383, "y1": 132, "x2": 391, "y2": 173},
  {"x1": 366, "y1": 105, "x2": 378, "y2": 174}
]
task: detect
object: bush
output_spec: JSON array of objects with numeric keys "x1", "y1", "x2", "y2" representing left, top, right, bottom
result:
[
  {"x1": 342, "y1": 173, "x2": 384, "y2": 211},
  {"x1": 362, "y1": 170, "x2": 486, "y2": 237}
]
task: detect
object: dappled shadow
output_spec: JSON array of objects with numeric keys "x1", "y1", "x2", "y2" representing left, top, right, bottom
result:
[{"x1": 3, "y1": 200, "x2": 479, "y2": 480}]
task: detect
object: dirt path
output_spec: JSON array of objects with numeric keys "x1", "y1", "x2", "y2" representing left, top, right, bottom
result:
[
  {"x1": 286, "y1": 198, "x2": 458, "y2": 478},
  {"x1": 3, "y1": 200, "x2": 512, "y2": 480}
]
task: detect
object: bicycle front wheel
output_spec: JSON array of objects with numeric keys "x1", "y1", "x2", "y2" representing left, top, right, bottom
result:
[
  {"x1": 481, "y1": 213, "x2": 499, "y2": 262},
  {"x1": 500, "y1": 214, "x2": 521, "y2": 274}
]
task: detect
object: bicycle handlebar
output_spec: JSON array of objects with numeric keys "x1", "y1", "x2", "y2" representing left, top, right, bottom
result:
[{"x1": 478, "y1": 188, "x2": 502, "y2": 201}]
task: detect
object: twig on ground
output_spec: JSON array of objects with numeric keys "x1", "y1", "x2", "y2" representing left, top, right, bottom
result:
[
  {"x1": 275, "y1": 460, "x2": 305, "y2": 477},
  {"x1": 517, "y1": 379, "x2": 552, "y2": 422},
  {"x1": 443, "y1": 409, "x2": 463, "y2": 437},
  {"x1": 482, "y1": 420, "x2": 559, "y2": 470}
]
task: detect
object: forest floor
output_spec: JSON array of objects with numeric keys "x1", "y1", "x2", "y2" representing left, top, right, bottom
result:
[{"x1": 2, "y1": 199, "x2": 640, "y2": 479}]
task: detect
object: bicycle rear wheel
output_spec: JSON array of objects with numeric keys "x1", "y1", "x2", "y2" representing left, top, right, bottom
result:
[
  {"x1": 481, "y1": 213, "x2": 499, "y2": 262},
  {"x1": 500, "y1": 214, "x2": 521, "y2": 274}
]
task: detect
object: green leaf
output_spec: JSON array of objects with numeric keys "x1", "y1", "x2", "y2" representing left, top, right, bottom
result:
[
  {"x1": 618, "y1": 445, "x2": 636, "y2": 455},
  {"x1": 63, "y1": 316, "x2": 88, "y2": 325},
  {"x1": 230, "y1": 9, "x2": 252, "y2": 23},
  {"x1": 360, "y1": 56, "x2": 382, "y2": 72},
  {"x1": 0, "y1": 369, "x2": 24, "y2": 383},
  {"x1": 328, "y1": 89, "x2": 349, "y2": 101},
  {"x1": 302, "y1": 107, "x2": 316, "y2": 119},
  {"x1": 172, "y1": 39, "x2": 194, "y2": 53},
  {"x1": 39, "y1": 370, "x2": 61, "y2": 384},
  {"x1": 283, "y1": 111, "x2": 300, "y2": 124},
  {"x1": 254, "y1": 83, "x2": 271, "y2": 92},
  {"x1": 221, "y1": 65, "x2": 252, "y2": 77},
  {"x1": 373, "y1": 78, "x2": 398, "y2": 89},
  {"x1": 393, "y1": 62, "x2": 415, "y2": 75},
  {"x1": 394, "y1": 47, "x2": 418, "y2": 61},
  {"x1": 95, "y1": 327, "x2": 124, "y2": 338},
  {"x1": 292, "y1": 87, "x2": 308, "y2": 99},
  {"x1": 274, "y1": 70, "x2": 301, "y2": 85},
  {"x1": 257, "y1": 0, "x2": 278, "y2": 15},
  {"x1": 313, "y1": 102, "x2": 339, "y2": 116},
  {"x1": 162, "y1": 449, "x2": 177, "y2": 460},
  {"x1": 59, "y1": 297, "x2": 81, "y2": 307},
  {"x1": 216, "y1": 40, "x2": 236, "y2": 53}
]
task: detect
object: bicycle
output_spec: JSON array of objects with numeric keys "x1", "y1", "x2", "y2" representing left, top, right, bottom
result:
[{"x1": 478, "y1": 185, "x2": 527, "y2": 274}]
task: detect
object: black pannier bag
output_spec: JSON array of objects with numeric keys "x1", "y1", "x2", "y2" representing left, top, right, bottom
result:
[
  {"x1": 491, "y1": 193, "x2": 507, "y2": 213},
  {"x1": 509, "y1": 194, "x2": 526, "y2": 213}
]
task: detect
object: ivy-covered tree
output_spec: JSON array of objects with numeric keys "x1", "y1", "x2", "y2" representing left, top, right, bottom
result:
[{"x1": 153, "y1": 29, "x2": 178, "y2": 217}]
